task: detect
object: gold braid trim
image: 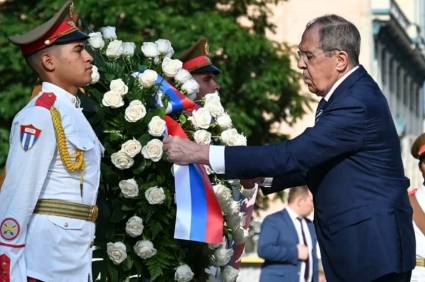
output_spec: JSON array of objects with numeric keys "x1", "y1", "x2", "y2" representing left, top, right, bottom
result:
[{"x1": 50, "y1": 107, "x2": 85, "y2": 172}]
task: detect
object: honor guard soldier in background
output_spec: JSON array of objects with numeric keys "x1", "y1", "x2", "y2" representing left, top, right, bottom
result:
[
  {"x1": 409, "y1": 134, "x2": 425, "y2": 282},
  {"x1": 0, "y1": 1, "x2": 103, "y2": 281},
  {"x1": 180, "y1": 38, "x2": 221, "y2": 98}
]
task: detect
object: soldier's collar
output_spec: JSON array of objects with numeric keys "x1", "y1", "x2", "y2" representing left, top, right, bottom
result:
[{"x1": 41, "y1": 82, "x2": 80, "y2": 108}]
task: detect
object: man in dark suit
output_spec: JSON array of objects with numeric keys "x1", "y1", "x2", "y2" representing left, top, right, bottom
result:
[
  {"x1": 258, "y1": 186, "x2": 318, "y2": 282},
  {"x1": 164, "y1": 14, "x2": 415, "y2": 281}
]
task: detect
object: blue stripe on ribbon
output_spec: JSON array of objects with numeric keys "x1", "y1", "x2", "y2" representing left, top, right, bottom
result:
[
  {"x1": 24, "y1": 134, "x2": 31, "y2": 151},
  {"x1": 188, "y1": 164, "x2": 207, "y2": 241},
  {"x1": 156, "y1": 75, "x2": 184, "y2": 113}
]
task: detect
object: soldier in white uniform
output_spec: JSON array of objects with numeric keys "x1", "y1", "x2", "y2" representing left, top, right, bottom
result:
[
  {"x1": 0, "y1": 1, "x2": 102, "y2": 281},
  {"x1": 409, "y1": 134, "x2": 425, "y2": 282}
]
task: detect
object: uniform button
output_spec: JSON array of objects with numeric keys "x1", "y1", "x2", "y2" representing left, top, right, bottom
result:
[
  {"x1": 1, "y1": 261, "x2": 6, "y2": 268},
  {"x1": 64, "y1": 223, "x2": 69, "y2": 228},
  {"x1": 44, "y1": 39, "x2": 51, "y2": 45}
]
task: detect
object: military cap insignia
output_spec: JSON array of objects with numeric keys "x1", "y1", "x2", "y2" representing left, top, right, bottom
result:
[
  {"x1": 20, "y1": 124, "x2": 42, "y2": 151},
  {"x1": 0, "y1": 218, "x2": 20, "y2": 241}
]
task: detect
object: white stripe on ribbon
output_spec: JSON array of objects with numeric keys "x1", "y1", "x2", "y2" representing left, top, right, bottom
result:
[{"x1": 174, "y1": 164, "x2": 192, "y2": 240}]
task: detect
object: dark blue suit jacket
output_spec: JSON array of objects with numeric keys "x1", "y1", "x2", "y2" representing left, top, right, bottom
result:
[
  {"x1": 224, "y1": 66, "x2": 415, "y2": 281},
  {"x1": 258, "y1": 209, "x2": 318, "y2": 282}
]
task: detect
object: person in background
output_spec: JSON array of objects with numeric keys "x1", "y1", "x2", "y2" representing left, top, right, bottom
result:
[
  {"x1": 258, "y1": 186, "x2": 318, "y2": 282},
  {"x1": 180, "y1": 37, "x2": 221, "y2": 99},
  {"x1": 408, "y1": 133, "x2": 425, "y2": 282}
]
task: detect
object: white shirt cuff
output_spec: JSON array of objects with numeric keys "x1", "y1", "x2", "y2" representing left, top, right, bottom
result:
[{"x1": 209, "y1": 145, "x2": 225, "y2": 174}]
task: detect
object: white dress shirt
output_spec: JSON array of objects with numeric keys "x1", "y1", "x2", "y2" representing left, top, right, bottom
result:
[
  {"x1": 208, "y1": 66, "x2": 360, "y2": 175},
  {"x1": 286, "y1": 207, "x2": 313, "y2": 282},
  {"x1": 0, "y1": 82, "x2": 103, "y2": 282}
]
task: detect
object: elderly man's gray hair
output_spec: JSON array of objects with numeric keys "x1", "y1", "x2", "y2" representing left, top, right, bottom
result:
[{"x1": 306, "y1": 15, "x2": 361, "y2": 65}]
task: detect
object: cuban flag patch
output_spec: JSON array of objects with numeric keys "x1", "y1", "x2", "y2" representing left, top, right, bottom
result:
[{"x1": 20, "y1": 124, "x2": 42, "y2": 151}]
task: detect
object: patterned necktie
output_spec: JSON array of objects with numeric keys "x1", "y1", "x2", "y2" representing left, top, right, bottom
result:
[
  {"x1": 315, "y1": 99, "x2": 326, "y2": 123},
  {"x1": 297, "y1": 217, "x2": 310, "y2": 282}
]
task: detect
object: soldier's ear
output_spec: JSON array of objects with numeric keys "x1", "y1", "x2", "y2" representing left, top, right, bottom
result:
[{"x1": 40, "y1": 52, "x2": 55, "y2": 72}]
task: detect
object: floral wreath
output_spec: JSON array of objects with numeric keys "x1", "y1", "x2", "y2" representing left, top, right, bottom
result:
[{"x1": 86, "y1": 26, "x2": 256, "y2": 282}]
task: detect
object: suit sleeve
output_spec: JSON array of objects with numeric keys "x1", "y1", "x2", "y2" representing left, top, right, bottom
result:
[
  {"x1": 257, "y1": 215, "x2": 298, "y2": 264},
  {"x1": 224, "y1": 96, "x2": 366, "y2": 187},
  {"x1": 0, "y1": 107, "x2": 56, "y2": 281}
]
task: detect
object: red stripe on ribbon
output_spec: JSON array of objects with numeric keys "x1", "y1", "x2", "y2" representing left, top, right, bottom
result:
[
  {"x1": 198, "y1": 165, "x2": 224, "y2": 242},
  {"x1": 183, "y1": 56, "x2": 211, "y2": 72}
]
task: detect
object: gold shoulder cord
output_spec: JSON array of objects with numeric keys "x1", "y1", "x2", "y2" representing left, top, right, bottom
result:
[{"x1": 50, "y1": 108, "x2": 86, "y2": 197}]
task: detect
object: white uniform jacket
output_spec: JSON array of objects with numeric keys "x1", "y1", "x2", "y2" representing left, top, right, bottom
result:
[{"x1": 0, "y1": 82, "x2": 103, "y2": 282}]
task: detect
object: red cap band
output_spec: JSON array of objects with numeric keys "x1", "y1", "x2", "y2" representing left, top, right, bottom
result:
[
  {"x1": 21, "y1": 20, "x2": 78, "y2": 56},
  {"x1": 183, "y1": 55, "x2": 211, "y2": 72}
]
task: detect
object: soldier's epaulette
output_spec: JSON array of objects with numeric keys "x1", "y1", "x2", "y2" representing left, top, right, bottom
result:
[{"x1": 35, "y1": 92, "x2": 56, "y2": 110}]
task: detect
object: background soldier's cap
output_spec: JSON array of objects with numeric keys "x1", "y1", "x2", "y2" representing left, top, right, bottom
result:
[
  {"x1": 411, "y1": 133, "x2": 425, "y2": 159},
  {"x1": 8, "y1": 0, "x2": 88, "y2": 56},
  {"x1": 180, "y1": 37, "x2": 220, "y2": 75}
]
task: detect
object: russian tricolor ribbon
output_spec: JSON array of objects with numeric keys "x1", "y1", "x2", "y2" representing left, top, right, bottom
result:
[
  {"x1": 156, "y1": 75, "x2": 198, "y2": 114},
  {"x1": 156, "y1": 76, "x2": 223, "y2": 244}
]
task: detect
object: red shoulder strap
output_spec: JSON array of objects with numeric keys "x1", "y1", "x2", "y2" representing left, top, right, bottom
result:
[{"x1": 35, "y1": 92, "x2": 56, "y2": 110}]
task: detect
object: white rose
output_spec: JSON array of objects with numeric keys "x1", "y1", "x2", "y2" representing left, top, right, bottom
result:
[
  {"x1": 232, "y1": 227, "x2": 249, "y2": 244},
  {"x1": 189, "y1": 108, "x2": 212, "y2": 129},
  {"x1": 212, "y1": 246, "x2": 233, "y2": 266},
  {"x1": 204, "y1": 92, "x2": 220, "y2": 104},
  {"x1": 194, "y1": 130, "x2": 212, "y2": 145},
  {"x1": 141, "y1": 42, "x2": 160, "y2": 57},
  {"x1": 121, "y1": 138, "x2": 142, "y2": 157},
  {"x1": 111, "y1": 150, "x2": 134, "y2": 170},
  {"x1": 213, "y1": 184, "x2": 233, "y2": 208},
  {"x1": 133, "y1": 240, "x2": 157, "y2": 259},
  {"x1": 91, "y1": 65, "x2": 100, "y2": 84},
  {"x1": 110, "y1": 79, "x2": 128, "y2": 96},
  {"x1": 174, "y1": 264, "x2": 194, "y2": 282},
  {"x1": 162, "y1": 57, "x2": 182, "y2": 77},
  {"x1": 106, "y1": 40, "x2": 123, "y2": 58},
  {"x1": 88, "y1": 32, "x2": 105, "y2": 49},
  {"x1": 233, "y1": 134, "x2": 247, "y2": 146},
  {"x1": 145, "y1": 186, "x2": 166, "y2": 205},
  {"x1": 223, "y1": 266, "x2": 239, "y2": 282},
  {"x1": 174, "y1": 69, "x2": 192, "y2": 84},
  {"x1": 125, "y1": 216, "x2": 144, "y2": 237},
  {"x1": 138, "y1": 69, "x2": 158, "y2": 88},
  {"x1": 119, "y1": 178, "x2": 139, "y2": 198},
  {"x1": 220, "y1": 128, "x2": 238, "y2": 145},
  {"x1": 141, "y1": 139, "x2": 163, "y2": 162},
  {"x1": 102, "y1": 90, "x2": 124, "y2": 108},
  {"x1": 181, "y1": 79, "x2": 199, "y2": 99},
  {"x1": 125, "y1": 100, "x2": 147, "y2": 122},
  {"x1": 148, "y1": 116, "x2": 166, "y2": 137},
  {"x1": 226, "y1": 212, "x2": 243, "y2": 229},
  {"x1": 216, "y1": 113, "x2": 232, "y2": 129},
  {"x1": 155, "y1": 39, "x2": 173, "y2": 55},
  {"x1": 229, "y1": 200, "x2": 241, "y2": 215},
  {"x1": 122, "y1": 42, "x2": 136, "y2": 57},
  {"x1": 204, "y1": 99, "x2": 224, "y2": 118},
  {"x1": 107, "y1": 242, "x2": 127, "y2": 265},
  {"x1": 100, "y1": 26, "x2": 117, "y2": 40}
]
